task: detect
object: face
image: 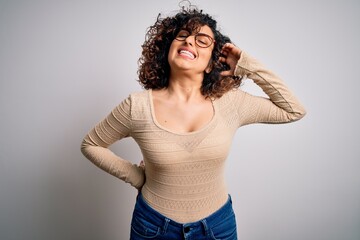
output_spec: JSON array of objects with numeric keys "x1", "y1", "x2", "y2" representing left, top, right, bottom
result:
[{"x1": 167, "y1": 25, "x2": 215, "y2": 75}]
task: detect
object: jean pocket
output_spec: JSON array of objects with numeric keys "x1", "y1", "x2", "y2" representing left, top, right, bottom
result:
[
  {"x1": 210, "y1": 228, "x2": 237, "y2": 240},
  {"x1": 130, "y1": 212, "x2": 161, "y2": 239},
  {"x1": 209, "y1": 211, "x2": 237, "y2": 240}
]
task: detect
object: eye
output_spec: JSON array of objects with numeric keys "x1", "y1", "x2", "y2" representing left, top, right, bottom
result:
[
  {"x1": 197, "y1": 39, "x2": 207, "y2": 44},
  {"x1": 196, "y1": 35, "x2": 211, "y2": 45},
  {"x1": 176, "y1": 30, "x2": 190, "y2": 39}
]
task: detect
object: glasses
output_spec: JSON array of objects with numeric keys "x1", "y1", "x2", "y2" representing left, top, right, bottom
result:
[{"x1": 175, "y1": 30, "x2": 215, "y2": 48}]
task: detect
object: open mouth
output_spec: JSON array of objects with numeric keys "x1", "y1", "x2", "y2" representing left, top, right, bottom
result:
[{"x1": 178, "y1": 49, "x2": 196, "y2": 60}]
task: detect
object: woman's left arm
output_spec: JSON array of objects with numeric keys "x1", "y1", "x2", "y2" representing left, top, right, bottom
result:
[{"x1": 220, "y1": 43, "x2": 306, "y2": 125}]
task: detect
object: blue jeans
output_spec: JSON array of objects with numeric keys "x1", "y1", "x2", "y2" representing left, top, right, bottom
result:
[{"x1": 130, "y1": 193, "x2": 237, "y2": 240}]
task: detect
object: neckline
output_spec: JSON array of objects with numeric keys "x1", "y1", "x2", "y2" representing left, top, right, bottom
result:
[{"x1": 148, "y1": 89, "x2": 217, "y2": 136}]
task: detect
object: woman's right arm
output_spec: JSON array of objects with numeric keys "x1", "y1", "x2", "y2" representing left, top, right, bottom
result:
[{"x1": 80, "y1": 96, "x2": 145, "y2": 189}]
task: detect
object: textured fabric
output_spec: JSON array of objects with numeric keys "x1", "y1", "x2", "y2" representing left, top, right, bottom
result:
[
  {"x1": 130, "y1": 193, "x2": 237, "y2": 240},
  {"x1": 81, "y1": 51, "x2": 306, "y2": 223}
]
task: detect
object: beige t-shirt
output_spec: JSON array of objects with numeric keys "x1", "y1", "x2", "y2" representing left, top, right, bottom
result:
[{"x1": 81, "y1": 51, "x2": 306, "y2": 223}]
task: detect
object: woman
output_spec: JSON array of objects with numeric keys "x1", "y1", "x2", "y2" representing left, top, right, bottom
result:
[{"x1": 81, "y1": 6, "x2": 306, "y2": 240}]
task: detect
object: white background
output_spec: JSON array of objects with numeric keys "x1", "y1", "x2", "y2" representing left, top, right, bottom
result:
[{"x1": 0, "y1": 0, "x2": 359, "y2": 239}]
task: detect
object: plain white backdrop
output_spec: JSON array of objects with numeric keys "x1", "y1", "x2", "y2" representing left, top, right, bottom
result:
[{"x1": 0, "y1": 0, "x2": 359, "y2": 239}]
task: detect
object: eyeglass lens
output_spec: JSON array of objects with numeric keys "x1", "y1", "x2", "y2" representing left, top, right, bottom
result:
[{"x1": 175, "y1": 30, "x2": 214, "y2": 48}]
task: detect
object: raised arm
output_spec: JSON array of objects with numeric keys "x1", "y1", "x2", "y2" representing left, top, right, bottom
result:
[
  {"x1": 80, "y1": 96, "x2": 145, "y2": 189},
  {"x1": 220, "y1": 43, "x2": 306, "y2": 125}
]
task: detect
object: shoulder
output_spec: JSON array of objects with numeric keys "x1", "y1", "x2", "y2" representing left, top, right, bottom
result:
[
  {"x1": 113, "y1": 90, "x2": 149, "y2": 113},
  {"x1": 126, "y1": 89, "x2": 151, "y2": 118},
  {"x1": 215, "y1": 88, "x2": 247, "y2": 107},
  {"x1": 129, "y1": 89, "x2": 148, "y2": 98},
  {"x1": 121, "y1": 89, "x2": 149, "y2": 106},
  {"x1": 126, "y1": 89, "x2": 147, "y2": 101}
]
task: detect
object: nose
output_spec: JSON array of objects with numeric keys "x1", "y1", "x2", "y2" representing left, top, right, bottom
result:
[{"x1": 184, "y1": 35, "x2": 195, "y2": 46}]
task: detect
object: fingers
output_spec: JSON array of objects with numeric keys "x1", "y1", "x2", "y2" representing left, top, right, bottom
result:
[
  {"x1": 219, "y1": 43, "x2": 242, "y2": 77},
  {"x1": 220, "y1": 46, "x2": 229, "y2": 56},
  {"x1": 220, "y1": 70, "x2": 233, "y2": 76},
  {"x1": 139, "y1": 160, "x2": 145, "y2": 170},
  {"x1": 221, "y1": 43, "x2": 234, "y2": 53},
  {"x1": 221, "y1": 43, "x2": 242, "y2": 59},
  {"x1": 220, "y1": 43, "x2": 238, "y2": 59},
  {"x1": 219, "y1": 56, "x2": 226, "y2": 62}
]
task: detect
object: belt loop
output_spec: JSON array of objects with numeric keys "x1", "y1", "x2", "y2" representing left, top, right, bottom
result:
[
  {"x1": 201, "y1": 219, "x2": 209, "y2": 237},
  {"x1": 162, "y1": 218, "x2": 170, "y2": 234}
]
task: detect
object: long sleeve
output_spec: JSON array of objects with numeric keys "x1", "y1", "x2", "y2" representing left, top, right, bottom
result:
[
  {"x1": 80, "y1": 96, "x2": 145, "y2": 189},
  {"x1": 234, "y1": 51, "x2": 306, "y2": 126}
]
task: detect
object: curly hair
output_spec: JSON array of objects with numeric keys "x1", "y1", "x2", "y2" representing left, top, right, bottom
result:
[{"x1": 138, "y1": 7, "x2": 243, "y2": 99}]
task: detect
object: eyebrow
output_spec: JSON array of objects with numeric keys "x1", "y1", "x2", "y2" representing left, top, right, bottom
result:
[{"x1": 179, "y1": 29, "x2": 214, "y2": 38}]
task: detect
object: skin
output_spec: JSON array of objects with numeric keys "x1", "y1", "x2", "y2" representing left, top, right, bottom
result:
[{"x1": 152, "y1": 25, "x2": 242, "y2": 133}]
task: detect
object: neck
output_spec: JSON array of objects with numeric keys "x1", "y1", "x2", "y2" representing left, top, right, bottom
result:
[{"x1": 167, "y1": 72, "x2": 204, "y2": 102}]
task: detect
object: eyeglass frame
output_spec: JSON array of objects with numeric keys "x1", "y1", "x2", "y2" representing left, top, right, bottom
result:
[{"x1": 174, "y1": 30, "x2": 216, "y2": 48}]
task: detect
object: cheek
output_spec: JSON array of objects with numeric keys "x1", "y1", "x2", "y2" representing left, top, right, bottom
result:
[
  {"x1": 201, "y1": 50, "x2": 213, "y2": 65},
  {"x1": 206, "y1": 52, "x2": 213, "y2": 62},
  {"x1": 202, "y1": 46, "x2": 214, "y2": 58},
  {"x1": 167, "y1": 42, "x2": 178, "y2": 62}
]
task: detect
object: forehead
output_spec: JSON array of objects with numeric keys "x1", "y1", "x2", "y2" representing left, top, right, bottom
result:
[{"x1": 198, "y1": 25, "x2": 214, "y2": 37}]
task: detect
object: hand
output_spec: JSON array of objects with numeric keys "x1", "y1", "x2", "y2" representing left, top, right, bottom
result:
[
  {"x1": 139, "y1": 160, "x2": 145, "y2": 171},
  {"x1": 219, "y1": 43, "x2": 242, "y2": 77},
  {"x1": 137, "y1": 160, "x2": 145, "y2": 194}
]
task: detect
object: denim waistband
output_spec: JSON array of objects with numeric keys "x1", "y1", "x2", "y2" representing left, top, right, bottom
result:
[{"x1": 135, "y1": 193, "x2": 233, "y2": 228}]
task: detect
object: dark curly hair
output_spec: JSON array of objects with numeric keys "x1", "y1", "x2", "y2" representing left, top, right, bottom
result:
[{"x1": 138, "y1": 7, "x2": 243, "y2": 98}]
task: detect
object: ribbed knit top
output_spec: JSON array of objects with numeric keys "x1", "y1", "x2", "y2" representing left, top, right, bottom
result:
[{"x1": 81, "y1": 51, "x2": 306, "y2": 223}]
